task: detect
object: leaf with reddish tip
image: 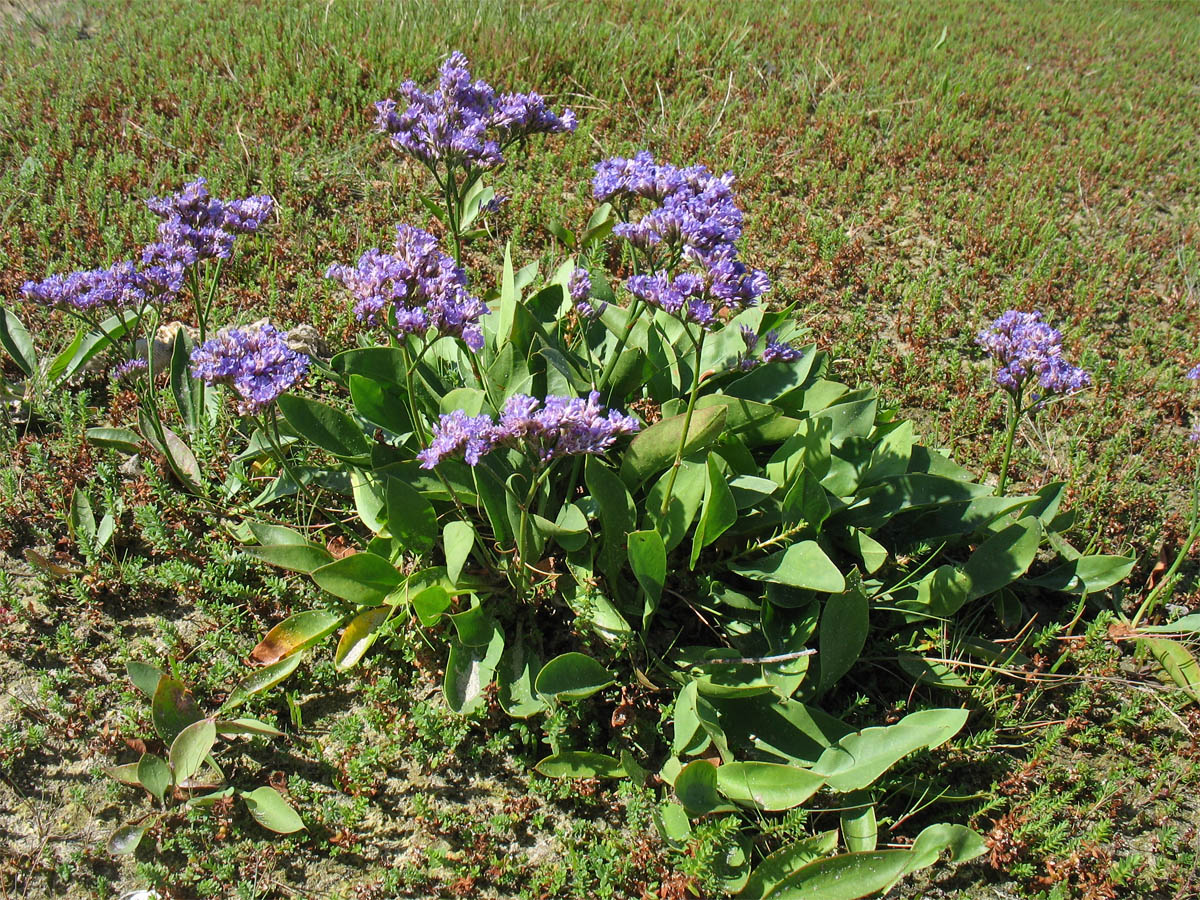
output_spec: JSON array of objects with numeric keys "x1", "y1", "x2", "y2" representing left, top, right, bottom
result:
[{"x1": 250, "y1": 609, "x2": 345, "y2": 665}]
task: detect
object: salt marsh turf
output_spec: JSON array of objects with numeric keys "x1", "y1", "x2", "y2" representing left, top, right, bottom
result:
[{"x1": 1, "y1": 2, "x2": 1199, "y2": 899}]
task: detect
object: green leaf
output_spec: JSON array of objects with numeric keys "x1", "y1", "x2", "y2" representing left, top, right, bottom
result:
[
  {"x1": 628, "y1": 529, "x2": 666, "y2": 620},
  {"x1": 334, "y1": 605, "x2": 391, "y2": 670},
  {"x1": 584, "y1": 457, "x2": 634, "y2": 582},
  {"x1": 812, "y1": 708, "x2": 969, "y2": 792},
  {"x1": 104, "y1": 762, "x2": 142, "y2": 787},
  {"x1": 1138, "y1": 614, "x2": 1200, "y2": 634},
  {"x1": 245, "y1": 542, "x2": 334, "y2": 574},
  {"x1": 781, "y1": 470, "x2": 830, "y2": 532},
  {"x1": 332, "y1": 346, "x2": 407, "y2": 384},
  {"x1": 497, "y1": 629, "x2": 545, "y2": 718},
  {"x1": 69, "y1": 487, "x2": 97, "y2": 550},
  {"x1": 715, "y1": 762, "x2": 824, "y2": 811},
  {"x1": 137, "y1": 753, "x2": 171, "y2": 803},
  {"x1": 816, "y1": 573, "x2": 869, "y2": 694},
  {"x1": 648, "y1": 457, "x2": 707, "y2": 551},
  {"x1": 1025, "y1": 554, "x2": 1135, "y2": 595},
  {"x1": 151, "y1": 676, "x2": 204, "y2": 742},
  {"x1": 277, "y1": 393, "x2": 370, "y2": 458},
  {"x1": 962, "y1": 517, "x2": 1042, "y2": 600},
  {"x1": 1140, "y1": 637, "x2": 1200, "y2": 702},
  {"x1": 0, "y1": 306, "x2": 36, "y2": 377},
  {"x1": 350, "y1": 468, "x2": 388, "y2": 533},
  {"x1": 349, "y1": 374, "x2": 411, "y2": 435},
  {"x1": 443, "y1": 520, "x2": 475, "y2": 586},
  {"x1": 534, "y1": 652, "x2": 615, "y2": 701},
  {"x1": 223, "y1": 652, "x2": 304, "y2": 711},
  {"x1": 242, "y1": 786, "x2": 305, "y2": 833},
  {"x1": 495, "y1": 242, "x2": 517, "y2": 346},
  {"x1": 764, "y1": 850, "x2": 910, "y2": 899},
  {"x1": 840, "y1": 795, "x2": 878, "y2": 852},
  {"x1": 312, "y1": 553, "x2": 401, "y2": 605},
  {"x1": 127, "y1": 661, "x2": 163, "y2": 696},
  {"x1": 445, "y1": 627, "x2": 505, "y2": 714},
  {"x1": 410, "y1": 584, "x2": 453, "y2": 626},
  {"x1": 674, "y1": 759, "x2": 735, "y2": 815},
  {"x1": 620, "y1": 404, "x2": 727, "y2": 488},
  {"x1": 169, "y1": 718, "x2": 216, "y2": 783},
  {"x1": 169, "y1": 327, "x2": 197, "y2": 432},
  {"x1": 385, "y1": 478, "x2": 436, "y2": 553},
  {"x1": 860, "y1": 420, "x2": 914, "y2": 484},
  {"x1": 903, "y1": 823, "x2": 987, "y2": 873},
  {"x1": 738, "y1": 830, "x2": 839, "y2": 899},
  {"x1": 691, "y1": 455, "x2": 739, "y2": 567},
  {"x1": 107, "y1": 824, "x2": 147, "y2": 856},
  {"x1": 535, "y1": 752, "x2": 626, "y2": 778},
  {"x1": 732, "y1": 541, "x2": 845, "y2": 593},
  {"x1": 251, "y1": 609, "x2": 344, "y2": 665},
  {"x1": 85, "y1": 426, "x2": 142, "y2": 455},
  {"x1": 214, "y1": 718, "x2": 284, "y2": 738}
]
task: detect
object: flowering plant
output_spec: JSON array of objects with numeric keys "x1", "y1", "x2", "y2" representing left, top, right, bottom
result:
[
  {"x1": 207, "y1": 53, "x2": 1134, "y2": 897},
  {"x1": 7, "y1": 51, "x2": 1139, "y2": 896}
]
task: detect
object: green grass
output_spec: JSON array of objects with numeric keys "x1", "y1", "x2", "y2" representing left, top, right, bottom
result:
[{"x1": 1, "y1": 0, "x2": 1200, "y2": 897}]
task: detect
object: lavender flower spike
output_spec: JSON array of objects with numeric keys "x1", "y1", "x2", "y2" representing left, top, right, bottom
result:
[
  {"x1": 976, "y1": 310, "x2": 1090, "y2": 401},
  {"x1": 190, "y1": 323, "x2": 309, "y2": 414},
  {"x1": 417, "y1": 410, "x2": 497, "y2": 469}
]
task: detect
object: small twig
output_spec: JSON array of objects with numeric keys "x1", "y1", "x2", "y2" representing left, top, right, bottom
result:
[{"x1": 687, "y1": 649, "x2": 817, "y2": 667}]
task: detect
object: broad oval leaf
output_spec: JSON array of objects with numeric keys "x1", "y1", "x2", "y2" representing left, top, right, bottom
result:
[
  {"x1": 242, "y1": 786, "x2": 305, "y2": 833},
  {"x1": 311, "y1": 553, "x2": 401, "y2": 605},
  {"x1": 534, "y1": 652, "x2": 615, "y2": 701},
  {"x1": 963, "y1": 517, "x2": 1042, "y2": 600},
  {"x1": 812, "y1": 708, "x2": 969, "y2": 792},
  {"x1": 443, "y1": 520, "x2": 475, "y2": 586},
  {"x1": 127, "y1": 661, "x2": 164, "y2": 696},
  {"x1": 386, "y1": 478, "x2": 436, "y2": 553},
  {"x1": 0, "y1": 306, "x2": 36, "y2": 377},
  {"x1": 716, "y1": 762, "x2": 824, "y2": 811},
  {"x1": 169, "y1": 718, "x2": 216, "y2": 783},
  {"x1": 535, "y1": 751, "x2": 626, "y2": 779},
  {"x1": 674, "y1": 759, "x2": 735, "y2": 815},
  {"x1": 86, "y1": 426, "x2": 142, "y2": 455},
  {"x1": 245, "y1": 542, "x2": 335, "y2": 574},
  {"x1": 277, "y1": 393, "x2": 370, "y2": 458},
  {"x1": 137, "y1": 753, "x2": 171, "y2": 803},
  {"x1": 732, "y1": 541, "x2": 845, "y2": 593},
  {"x1": 151, "y1": 676, "x2": 204, "y2": 742},
  {"x1": 107, "y1": 824, "x2": 147, "y2": 856},
  {"x1": 620, "y1": 404, "x2": 727, "y2": 488}
]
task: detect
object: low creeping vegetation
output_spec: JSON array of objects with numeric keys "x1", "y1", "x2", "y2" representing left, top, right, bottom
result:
[{"x1": 3, "y1": 30, "x2": 1200, "y2": 900}]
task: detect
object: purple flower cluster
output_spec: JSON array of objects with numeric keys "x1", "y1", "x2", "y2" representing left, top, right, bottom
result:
[
  {"x1": 22, "y1": 178, "x2": 272, "y2": 318},
  {"x1": 111, "y1": 358, "x2": 149, "y2": 381},
  {"x1": 625, "y1": 247, "x2": 771, "y2": 328},
  {"x1": 737, "y1": 326, "x2": 803, "y2": 370},
  {"x1": 22, "y1": 259, "x2": 182, "y2": 313},
  {"x1": 190, "y1": 323, "x2": 309, "y2": 414},
  {"x1": 375, "y1": 51, "x2": 575, "y2": 171},
  {"x1": 143, "y1": 178, "x2": 274, "y2": 266},
  {"x1": 418, "y1": 391, "x2": 639, "y2": 469},
  {"x1": 592, "y1": 151, "x2": 769, "y2": 328},
  {"x1": 976, "y1": 310, "x2": 1091, "y2": 401},
  {"x1": 568, "y1": 267, "x2": 605, "y2": 318},
  {"x1": 325, "y1": 225, "x2": 489, "y2": 351}
]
